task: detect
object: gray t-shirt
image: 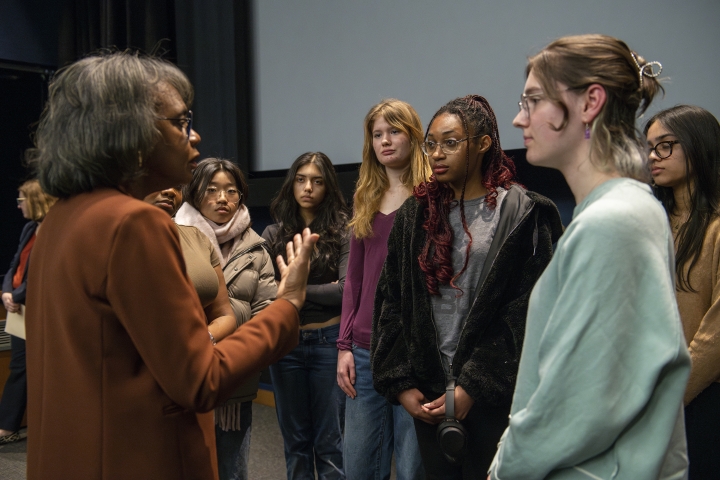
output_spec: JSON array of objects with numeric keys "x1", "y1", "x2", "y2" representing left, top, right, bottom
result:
[{"x1": 431, "y1": 188, "x2": 507, "y2": 375}]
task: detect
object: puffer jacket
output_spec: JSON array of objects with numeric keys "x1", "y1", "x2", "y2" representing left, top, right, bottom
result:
[{"x1": 223, "y1": 226, "x2": 277, "y2": 403}]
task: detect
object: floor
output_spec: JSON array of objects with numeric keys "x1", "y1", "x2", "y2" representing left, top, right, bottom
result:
[
  {"x1": 0, "y1": 403, "x2": 398, "y2": 479},
  {"x1": 0, "y1": 404, "x2": 287, "y2": 480}
]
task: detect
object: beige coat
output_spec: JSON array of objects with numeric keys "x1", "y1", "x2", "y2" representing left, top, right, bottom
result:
[
  {"x1": 222, "y1": 227, "x2": 277, "y2": 403},
  {"x1": 25, "y1": 189, "x2": 299, "y2": 479}
]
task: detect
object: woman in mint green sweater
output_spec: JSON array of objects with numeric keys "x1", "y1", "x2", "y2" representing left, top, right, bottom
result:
[{"x1": 489, "y1": 34, "x2": 690, "y2": 480}]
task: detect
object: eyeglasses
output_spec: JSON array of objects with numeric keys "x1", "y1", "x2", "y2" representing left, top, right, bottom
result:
[
  {"x1": 421, "y1": 134, "x2": 483, "y2": 156},
  {"x1": 158, "y1": 110, "x2": 193, "y2": 138},
  {"x1": 205, "y1": 186, "x2": 241, "y2": 201},
  {"x1": 648, "y1": 140, "x2": 680, "y2": 159},
  {"x1": 518, "y1": 92, "x2": 545, "y2": 116},
  {"x1": 16, "y1": 198, "x2": 26, "y2": 205}
]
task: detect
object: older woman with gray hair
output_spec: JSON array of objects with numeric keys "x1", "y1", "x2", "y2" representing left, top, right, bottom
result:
[{"x1": 24, "y1": 51, "x2": 317, "y2": 480}]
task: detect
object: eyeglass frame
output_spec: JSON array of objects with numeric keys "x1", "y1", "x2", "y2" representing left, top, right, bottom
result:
[
  {"x1": 204, "y1": 186, "x2": 242, "y2": 202},
  {"x1": 16, "y1": 198, "x2": 26, "y2": 205},
  {"x1": 421, "y1": 133, "x2": 484, "y2": 156},
  {"x1": 648, "y1": 140, "x2": 680, "y2": 160},
  {"x1": 517, "y1": 92, "x2": 546, "y2": 116},
  {"x1": 158, "y1": 110, "x2": 193, "y2": 138}
]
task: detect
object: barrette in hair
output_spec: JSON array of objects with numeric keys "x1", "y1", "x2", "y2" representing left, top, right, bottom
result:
[{"x1": 630, "y1": 52, "x2": 662, "y2": 89}]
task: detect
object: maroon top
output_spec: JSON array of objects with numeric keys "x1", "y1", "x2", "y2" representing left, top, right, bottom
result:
[{"x1": 338, "y1": 210, "x2": 397, "y2": 350}]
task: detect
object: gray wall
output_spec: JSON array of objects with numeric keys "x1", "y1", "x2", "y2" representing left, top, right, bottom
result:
[{"x1": 253, "y1": 0, "x2": 720, "y2": 171}]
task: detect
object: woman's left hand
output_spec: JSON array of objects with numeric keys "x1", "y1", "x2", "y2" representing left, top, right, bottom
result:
[
  {"x1": 2, "y1": 293, "x2": 19, "y2": 313},
  {"x1": 421, "y1": 385, "x2": 475, "y2": 421}
]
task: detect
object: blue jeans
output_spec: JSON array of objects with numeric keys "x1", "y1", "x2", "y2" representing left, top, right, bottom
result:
[
  {"x1": 216, "y1": 400, "x2": 253, "y2": 480},
  {"x1": 343, "y1": 346, "x2": 424, "y2": 480},
  {"x1": 270, "y1": 323, "x2": 345, "y2": 480}
]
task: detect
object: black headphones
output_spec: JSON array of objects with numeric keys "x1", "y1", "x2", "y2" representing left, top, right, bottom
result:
[{"x1": 436, "y1": 377, "x2": 468, "y2": 465}]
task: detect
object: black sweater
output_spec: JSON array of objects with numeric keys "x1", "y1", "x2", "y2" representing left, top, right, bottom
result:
[{"x1": 371, "y1": 185, "x2": 563, "y2": 407}]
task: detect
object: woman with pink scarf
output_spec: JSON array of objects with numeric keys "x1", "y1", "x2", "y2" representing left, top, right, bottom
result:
[{"x1": 175, "y1": 157, "x2": 276, "y2": 480}]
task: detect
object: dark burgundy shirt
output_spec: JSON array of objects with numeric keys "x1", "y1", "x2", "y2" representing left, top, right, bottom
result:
[{"x1": 338, "y1": 211, "x2": 397, "y2": 350}]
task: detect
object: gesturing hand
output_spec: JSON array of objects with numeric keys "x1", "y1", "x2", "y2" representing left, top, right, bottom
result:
[{"x1": 275, "y1": 228, "x2": 320, "y2": 312}]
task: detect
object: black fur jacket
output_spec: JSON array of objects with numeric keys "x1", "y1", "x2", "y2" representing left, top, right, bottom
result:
[{"x1": 371, "y1": 185, "x2": 563, "y2": 407}]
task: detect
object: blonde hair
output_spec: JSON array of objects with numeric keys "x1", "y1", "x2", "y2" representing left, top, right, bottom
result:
[
  {"x1": 349, "y1": 99, "x2": 431, "y2": 239},
  {"x1": 19, "y1": 179, "x2": 57, "y2": 221},
  {"x1": 528, "y1": 34, "x2": 663, "y2": 182}
]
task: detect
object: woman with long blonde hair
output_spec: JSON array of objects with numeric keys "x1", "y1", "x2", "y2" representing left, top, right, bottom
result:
[{"x1": 336, "y1": 99, "x2": 430, "y2": 480}]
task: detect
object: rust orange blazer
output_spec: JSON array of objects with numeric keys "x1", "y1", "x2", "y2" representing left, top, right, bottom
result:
[{"x1": 26, "y1": 189, "x2": 299, "y2": 479}]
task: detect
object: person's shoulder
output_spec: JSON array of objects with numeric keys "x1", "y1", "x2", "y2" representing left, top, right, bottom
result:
[
  {"x1": 519, "y1": 186, "x2": 556, "y2": 210},
  {"x1": 20, "y1": 220, "x2": 39, "y2": 236},
  {"x1": 569, "y1": 179, "x2": 667, "y2": 247},
  {"x1": 396, "y1": 195, "x2": 420, "y2": 219},
  {"x1": 176, "y1": 224, "x2": 210, "y2": 245},
  {"x1": 68, "y1": 189, "x2": 169, "y2": 227},
  {"x1": 261, "y1": 223, "x2": 280, "y2": 242},
  {"x1": 584, "y1": 179, "x2": 661, "y2": 224},
  {"x1": 239, "y1": 227, "x2": 268, "y2": 252}
]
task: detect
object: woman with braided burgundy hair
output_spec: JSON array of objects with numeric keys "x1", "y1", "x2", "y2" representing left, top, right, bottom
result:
[{"x1": 371, "y1": 94, "x2": 563, "y2": 478}]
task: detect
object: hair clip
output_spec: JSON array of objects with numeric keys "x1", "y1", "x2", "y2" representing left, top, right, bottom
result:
[{"x1": 630, "y1": 52, "x2": 663, "y2": 89}]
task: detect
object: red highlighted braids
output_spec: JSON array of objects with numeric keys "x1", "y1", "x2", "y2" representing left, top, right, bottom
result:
[{"x1": 414, "y1": 95, "x2": 517, "y2": 295}]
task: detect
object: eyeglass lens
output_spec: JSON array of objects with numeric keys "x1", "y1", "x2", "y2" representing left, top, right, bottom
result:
[
  {"x1": 649, "y1": 141, "x2": 676, "y2": 159},
  {"x1": 205, "y1": 187, "x2": 240, "y2": 200}
]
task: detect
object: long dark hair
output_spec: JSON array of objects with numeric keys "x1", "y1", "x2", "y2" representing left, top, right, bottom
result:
[
  {"x1": 644, "y1": 105, "x2": 720, "y2": 291},
  {"x1": 414, "y1": 95, "x2": 517, "y2": 296},
  {"x1": 269, "y1": 152, "x2": 349, "y2": 277}
]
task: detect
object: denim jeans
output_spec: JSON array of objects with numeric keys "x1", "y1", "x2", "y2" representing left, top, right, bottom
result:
[
  {"x1": 343, "y1": 346, "x2": 424, "y2": 480},
  {"x1": 270, "y1": 323, "x2": 345, "y2": 480},
  {"x1": 215, "y1": 400, "x2": 253, "y2": 480}
]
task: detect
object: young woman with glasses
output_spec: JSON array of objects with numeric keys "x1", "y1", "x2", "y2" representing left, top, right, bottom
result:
[
  {"x1": 175, "y1": 157, "x2": 277, "y2": 480},
  {"x1": 337, "y1": 99, "x2": 430, "y2": 480},
  {"x1": 0, "y1": 180, "x2": 56, "y2": 445},
  {"x1": 371, "y1": 95, "x2": 562, "y2": 478},
  {"x1": 488, "y1": 34, "x2": 691, "y2": 480},
  {"x1": 261, "y1": 152, "x2": 350, "y2": 479},
  {"x1": 645, "y1": 105, "x2": 720, "y2": 478}
]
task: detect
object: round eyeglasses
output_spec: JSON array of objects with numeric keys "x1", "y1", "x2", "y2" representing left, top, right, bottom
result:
[
  {"x1": 205, "y1": 186, "x2": 241, "y2": 201},
  {"x1": 421, "y1": 134, "x2": 483, "y2": 156},
  {"x1": 647, "y1": 140, "x2": 679, "y2": 160},
  {"x1": 158, "y1": 110, "x2": 193, "y2": 138}
]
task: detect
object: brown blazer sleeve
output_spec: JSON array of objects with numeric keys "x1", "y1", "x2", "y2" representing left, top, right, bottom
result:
[{"x1": 107, "y1": 206, "x2": 298, "y2": 412}]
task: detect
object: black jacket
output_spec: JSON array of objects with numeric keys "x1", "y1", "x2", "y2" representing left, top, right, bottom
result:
[
  {"x1": 3, "y1": 221, "x2": 39, "y2": 305},
  {"x1": 371, "y1": 185, "x2": 563, "y2": 407}
]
